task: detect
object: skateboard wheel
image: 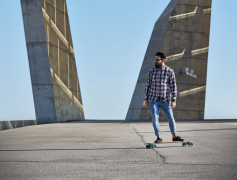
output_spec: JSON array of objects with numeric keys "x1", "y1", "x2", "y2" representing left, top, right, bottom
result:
[
  {"x1": 187, "y1": 142, "x2": 193, "y2": 147},
  {"x1": 146, "y1": 144, "x2": 156, "y2": 149},
  {"x1": 146, "y1": 144, "x2": 152, "y2": 149},
  {"x1": 182, "y1": 142, "x2": 187, "y2": 147}
]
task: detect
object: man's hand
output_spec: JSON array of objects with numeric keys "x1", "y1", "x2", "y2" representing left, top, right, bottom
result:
[
  {"x1": 143, "y1": 100, "x2": 149, "y2": 108},
  {"x1": 171, "y1": 102, "x2": 176, "y2": 109}
]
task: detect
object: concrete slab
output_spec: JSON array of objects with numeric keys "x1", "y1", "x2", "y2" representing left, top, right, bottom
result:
[{"x1": 0, "y1": 120, "x2": 236, "y2": 179}]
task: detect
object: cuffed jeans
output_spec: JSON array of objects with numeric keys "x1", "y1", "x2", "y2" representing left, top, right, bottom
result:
[{"x1": 149, "y1": 100, "x2": 176, "y2": 136}]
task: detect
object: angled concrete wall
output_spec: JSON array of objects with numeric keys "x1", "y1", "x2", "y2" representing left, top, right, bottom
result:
[
  {"x1": 126, "y1": 0, "x2": 212, "y2": 120},
  {"x1": 21, "y1": 0, "x2": 84, "y2": 124}
]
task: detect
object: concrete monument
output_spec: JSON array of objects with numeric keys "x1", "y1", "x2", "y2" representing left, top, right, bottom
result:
[
  {"x1": 126, "y1": 0, "x2": 212, "y2": 120},
  {"x1": 21, "y1": 0, "x2": 84, "y2": 124}
]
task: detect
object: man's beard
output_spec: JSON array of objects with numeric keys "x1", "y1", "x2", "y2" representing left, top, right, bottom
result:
[{"x1": 155, "y1": 63, "x2": 162, "y2": 69}]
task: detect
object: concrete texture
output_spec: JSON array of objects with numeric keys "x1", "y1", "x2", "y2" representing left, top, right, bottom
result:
[
  {"x1": 0, "y1": 120, "x2": 37, "y2": 131},
  {"x1": 21, "y1": 0, "x2": 84, "y2": 124},
  {"x1": 0, "y1": 120, "x2": 236, "y2": 179},
  {"x1": 126, "y1": 0, "x2": 212, "y2": 120}
]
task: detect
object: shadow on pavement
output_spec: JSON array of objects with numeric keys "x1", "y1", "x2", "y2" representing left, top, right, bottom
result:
[
  {"x1": 137, "y1": 128, "x2": 237, "y2": 134},
  {"x1": 0, "y1": 147, "x2": 146, "y2": 152}
]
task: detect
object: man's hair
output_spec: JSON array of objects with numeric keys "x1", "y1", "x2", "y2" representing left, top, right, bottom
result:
[{"x1": 156, "y1": 52, "x2": 166, "y2": 59}]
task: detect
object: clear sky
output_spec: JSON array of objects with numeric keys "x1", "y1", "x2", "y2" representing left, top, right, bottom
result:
[{"x1": 0, "y1": 0, "x2": 236, "y2": 121}]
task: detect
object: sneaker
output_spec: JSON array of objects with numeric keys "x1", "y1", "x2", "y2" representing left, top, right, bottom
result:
[
  {"x1": 173, "y1": 136, "x2": 184, "y2": 142},
  {"x1": 154, "y1": 137, "x2": 163, "y2": 143}
]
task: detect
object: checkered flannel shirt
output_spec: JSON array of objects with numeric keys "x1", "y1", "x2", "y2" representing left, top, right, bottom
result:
[{"x1": 145, "y1": 65, "x2": 178, "y2": 102}]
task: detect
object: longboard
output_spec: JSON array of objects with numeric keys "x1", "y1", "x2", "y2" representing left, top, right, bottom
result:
[{"x1": 146, "y1": 141, "x2": 193, "y2": 149}]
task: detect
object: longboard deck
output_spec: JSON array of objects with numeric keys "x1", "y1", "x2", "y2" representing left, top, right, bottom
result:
[{"x1": 146, "y1": 141, "x2": 193, "y2": 149}]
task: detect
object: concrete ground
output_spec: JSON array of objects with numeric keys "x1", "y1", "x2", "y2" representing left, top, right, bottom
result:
[{"x1": 0, "y1": 120, "x2": 236, "y2": 179}]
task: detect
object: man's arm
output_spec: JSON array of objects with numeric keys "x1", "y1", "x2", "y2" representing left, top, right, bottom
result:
[
  {"x1": 170, "y1": 69, "x2": 178, "y2": 108},
  {"x1": 144, "y1": 70, "x2": 152, "y2": 107}
]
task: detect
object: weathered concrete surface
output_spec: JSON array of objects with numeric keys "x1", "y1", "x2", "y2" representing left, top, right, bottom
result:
[
  {"x1": 0, "y1": 120, "x2": 236, "y2": 179},
  {"x1": 126, "y1": 0, "x2": 212, "y2": 120},
  {"x1": 21, "y1": 0, "x2": 84, "y2": 124},
  {"x1": 0, "y1": 120, "x2": 37, "y2": 131}
]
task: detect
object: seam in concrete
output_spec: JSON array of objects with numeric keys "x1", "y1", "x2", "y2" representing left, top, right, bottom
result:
[
  {"x1": 159, "y1": 162, "x2": 237, "y2": 167},
  {"x1": 130, "y1": 124, "x2": 165, "y2": 163}
]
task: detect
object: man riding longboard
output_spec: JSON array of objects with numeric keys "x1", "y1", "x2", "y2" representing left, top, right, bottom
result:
[{"x1": 143, "y1": 52, "x2": 184, "y2": 143}]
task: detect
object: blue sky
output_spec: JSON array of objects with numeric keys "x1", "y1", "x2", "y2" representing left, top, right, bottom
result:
[{"x1": 0, "y1": 0, "x2": 236, "y2": 120}]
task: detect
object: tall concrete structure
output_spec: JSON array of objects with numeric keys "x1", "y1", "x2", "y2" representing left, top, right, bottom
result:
[
  {"x1": 21, "y1": 0, "x2": 84, "y2": 124},
  {"x1": 126, "y1": 0, "x2": 212, "y2": 120}
]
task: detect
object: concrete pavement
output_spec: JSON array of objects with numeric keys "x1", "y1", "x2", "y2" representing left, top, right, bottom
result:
[{"x1": 0, "y1": 120, "x2": 236, "y2": 179}]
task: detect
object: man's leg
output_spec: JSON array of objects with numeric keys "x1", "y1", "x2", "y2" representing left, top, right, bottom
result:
[
  {"x1": 161, "y1": 101, "x2": 184, "y2": 141},
  {"x1": 160, "y1": 101, "x2": 177, "y2": 136},
  {"x1": 149, "y1": 100, "x2": 161, "y2": 137}
]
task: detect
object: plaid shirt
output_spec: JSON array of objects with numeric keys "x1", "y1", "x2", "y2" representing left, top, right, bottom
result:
[{"x1": 145, "y1": 65, "x2": 177, "y2": 102}]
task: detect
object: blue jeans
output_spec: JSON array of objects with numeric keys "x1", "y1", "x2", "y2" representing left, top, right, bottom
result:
[{"x1": 149, "y1": 100, "x2": 176, "y2": 136}]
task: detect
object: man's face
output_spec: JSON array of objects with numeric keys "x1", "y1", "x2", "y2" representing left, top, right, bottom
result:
[{"x1": 154, "y1": 56, "x2": 163, "y2": 65}]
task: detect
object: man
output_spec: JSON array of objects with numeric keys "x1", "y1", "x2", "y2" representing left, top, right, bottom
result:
[{"x1": 143, "y1": 52, "x2": 184, "y2": 143}]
